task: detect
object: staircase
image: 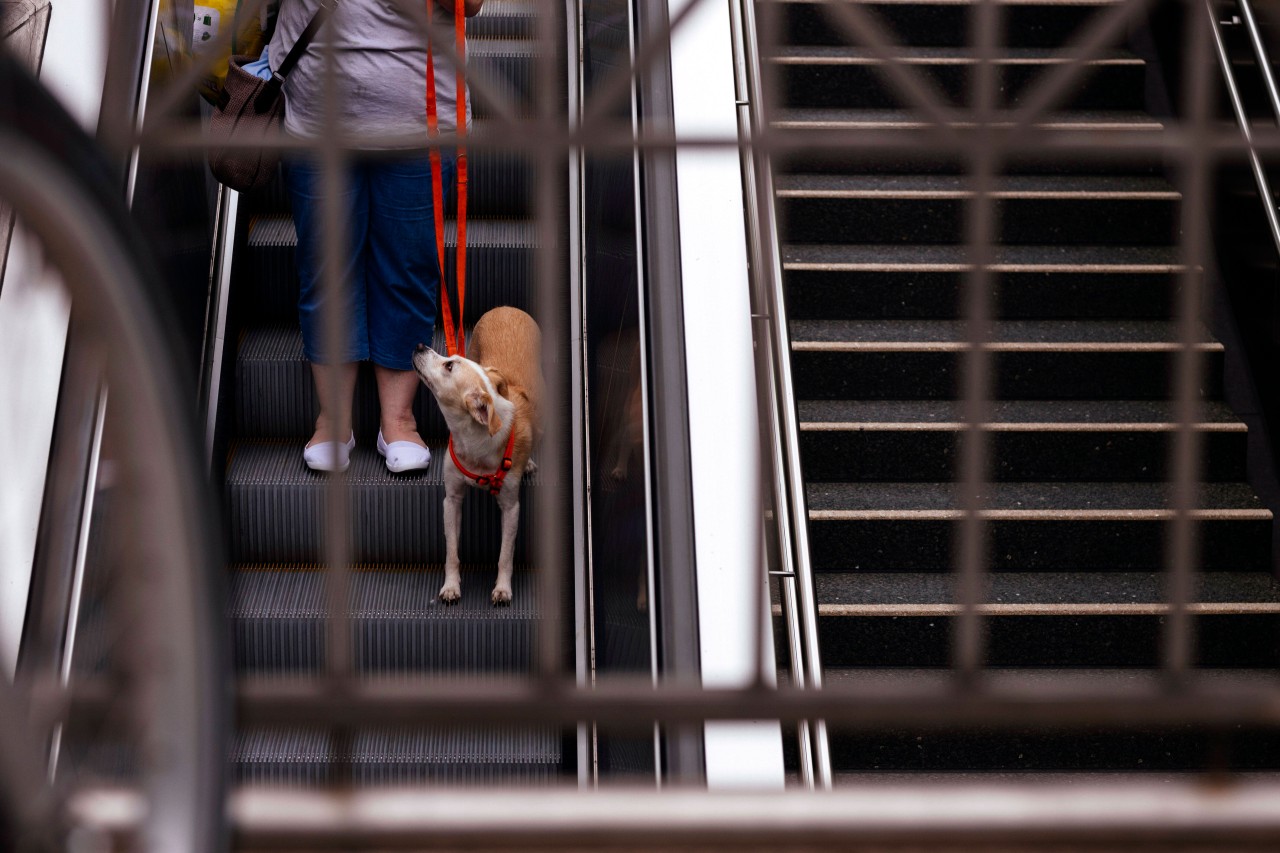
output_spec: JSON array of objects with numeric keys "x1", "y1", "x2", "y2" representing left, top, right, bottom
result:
[
  {"x1": 768, "y1": 0, "x2": 1280, "y2": 777},
  {"x1": 222, "y1": 0, "x2": 565, "y2": 785}
]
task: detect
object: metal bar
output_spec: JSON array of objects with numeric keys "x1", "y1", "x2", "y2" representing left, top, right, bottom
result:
[
  {"x1": 566, "y1": 0, "x2": 593, "y2": 790},
  {"x1": 532, "y1": 0, "x2": 565, "y2": 688},
  {"x1": 316, "y1": 1, "x2": 352, "y2": 699},
  {"x1": 71, "y1": 781, "x2": 1280, "y2": 849},
  {"x1": 734, "y1": 0, "x2": 829, "y2": 789},
  {"x1": 185, "y1": 676, "x2": 1280, "y2": 730},
  {"x1": 1208, "y1": 1, "x2": 1280, "y2": 260},
  {"x1": 56, "y1": 780, "x2": 1280, "y2": 850},
  {"x1": 953, "y1": 0, "x2": 1002, "y2": 686},
  {"x1": 131, "y1": 117, "x2": 1280, "y2": 160},
  {"x1": 1238, "y1": 0, "x2": 1280, "y2": 124},
  {"x1": 200, "y1": 186, "x2": 239, "y2": 470},
  {"x1": 633, "y1": 0, "x2": 706, "y2": 784},
  {"x1": 1164, "y1": 0, "x2": 1215, "y2": 682}
]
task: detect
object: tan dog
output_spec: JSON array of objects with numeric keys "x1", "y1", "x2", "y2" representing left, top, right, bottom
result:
[{"x1": 412, "y1": 307, "x2": 542, "y2": 605}]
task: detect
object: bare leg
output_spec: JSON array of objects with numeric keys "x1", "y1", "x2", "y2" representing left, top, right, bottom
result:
[
  {"x1": 492, "y1": 487, "x2": 519, "y2": 605},
  {"x1": 308, "y1": 362, "x2": 358, "y2": 446},
  {"x1": 374, "y1": 364, "x2": 426, "y2": 446},
  {"x1": 440, "y1": 474, "x2": 464, "y2": 602}
]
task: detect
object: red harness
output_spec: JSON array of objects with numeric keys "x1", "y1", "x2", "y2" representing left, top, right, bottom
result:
[{"x1": 448, "y1": 428, "x2": 516, "y2": 496}]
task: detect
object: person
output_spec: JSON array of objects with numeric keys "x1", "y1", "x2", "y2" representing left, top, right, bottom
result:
[{"x1": 268, "y1": 0, "x2": 484, "y2": 473}]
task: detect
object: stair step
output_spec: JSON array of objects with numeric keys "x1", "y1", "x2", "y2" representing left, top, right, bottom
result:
[
  {"x1": 805, "y1": 481, "x2": 1271, "y2": 572},
  {"x1": 234, "y1": 726, "x2": 561, "y2": 786},
  {"x1": 789, "y1": 319, "x2": 1223, "y2": 400},
  {"x1": 771, "y1": 47, "x2": 1146, "y2": 111},
  {"x1": 796, "y1": 399, "x2": 1247, "y2": 481},
  {"x1": 783, "y1": 243, "x2": 1185, "y2": 272},
  {"x1": 779, "y1": 0, "x2": 1128, "y2": 52},
  {"x1": 230, "y1": 566, "x2": 541, "y2": 672},
  {"x1": 239, "y1": 216, "x2": 534, "y2": 326},
  {"x1": 225, "y1": 442, "x2": 536, "y2": 564},
  {"x1": 807, "y1": 571, "x2": 1280, "y2": 614},
  {"x1": 773, "y1": 108, "x2": 1163, "y2": 131},
  {"x1": 796, "y1": 668, "x2": 1280, "y2": 772},
  {"x1": 236, "y1": 325, "x2": 455, "y2": 442},
  {"x1": 776, "y1": 173, "x2": 1178, "y2": 199},
  {"x1": 467, "y1": 38, "x2": 538, "y2": 119},
  {"x1": 467, "y1": 0, "x2": 540, "y2": 39},
  {"x1": 778, "y1": 178, "x2": 1176, "y2": 244}
]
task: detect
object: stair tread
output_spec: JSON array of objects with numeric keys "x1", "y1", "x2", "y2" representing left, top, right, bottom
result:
[
  {"x1": 226, "y1": 440, "x2": 540, "y2": 487},
  {"x1": 790, "y1": 319, "x2": 1218, "y2": 346},
  {"x1": 234, "y1": 726, "x2": 560, "y2": 765},
  {"x1": 796, "y1": 399, "x2": 1243, "y2": 426},
  {"x1": 771, "y1": 46, "x2": 1141, "y2": 65},
  {"x1": 774, "y1": 108, "x2": 1163, "y2": 129},
  {"x1": 777, "y1": 173, "x2": 1177, "y2": 198},
  {"x1": 776, "y1": 0, "x2": 1124, "y2": 6},
  {"x1": 247, "y1": 215, "x2": 536, "y2": 249},
  {"x1": 238, "y1": 324, "x2": 461, "y2": 363},
  {"x1": 820, "y1": 667, "x2": 1280, "y2": 690},
  {"x1": 783, "y1": 243, "x2": 1185, "y2": 269},
  {"x1": 806, "y1": 481, "x2": 1269, "y2": 513},
  {"x1": 808, "y1": 571, "x2": 1280, "y2": 609},
  {"x1": 230, "y1": 565, "x2": 542, "y2": 618}
]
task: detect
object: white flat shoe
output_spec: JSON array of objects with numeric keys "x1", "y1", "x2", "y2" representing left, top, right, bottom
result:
[
  {"x1": 377, "y1": 430, "x2": 432, "y2": 473},
  {"x1": 303, "y1": 433, "x2": 355, "y2": 473}
]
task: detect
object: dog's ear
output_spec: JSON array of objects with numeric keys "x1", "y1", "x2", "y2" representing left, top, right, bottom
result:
[
  {"x1": 484, "y1": 367, "x2": 509, "y2": 399},
  {"x1": 465, "y1": 388, "x2": 503, "y2": 436}
]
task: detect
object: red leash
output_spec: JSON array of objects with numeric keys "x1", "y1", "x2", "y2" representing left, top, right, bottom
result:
[
  {"x1": 425, "y1": 0, "x2": 468, "y2": 358},
  {"x1": 429, "y1": 5, "x2": 513, "y2": 494}
]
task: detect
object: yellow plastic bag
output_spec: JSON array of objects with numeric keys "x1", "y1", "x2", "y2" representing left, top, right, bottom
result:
[{"x1": 195, "y1": 0, "x2": 269, "y2": 104}]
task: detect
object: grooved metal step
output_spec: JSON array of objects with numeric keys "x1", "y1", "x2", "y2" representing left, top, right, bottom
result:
[
  {"x1": 236, "y1": 325, "x2": 455, "y2": 442},
  {"x1": 230, "y1": 566, "x2": 541, "y2": 672},
  {"x1": 233, "y1": 726, "x2": 561, "y2": 786},
  {"x1": 225, "y1": 442, "x2": 537, "y2": 564},
  {"x1": 241, "y1": 215, "x2": 535, "y2": 325}
]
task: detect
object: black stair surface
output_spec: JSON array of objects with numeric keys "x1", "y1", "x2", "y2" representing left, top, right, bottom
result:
[
  {"x1": 223, "y1": 0, "x2": 560, "y2": 786},
  {"x1": 767, "y1": 0, "x2": 1279, "y2": 780}
]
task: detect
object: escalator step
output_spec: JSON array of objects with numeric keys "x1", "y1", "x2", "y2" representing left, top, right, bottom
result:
[
  {"x1": 241, "y1": 216, "x2": 535, "y2": 325},
  {"x1": 234, "y1": 726, "x2": 561, "y2": 786},
  {"x1": 236, "y1": 325, "x2": 454, "y2": 442},
  {"x1": 231, "y1": 565, "x2": 543, "y2": 672},
  {"x1": 226, "y1": 441, "x2": 537, "y2": 564}
]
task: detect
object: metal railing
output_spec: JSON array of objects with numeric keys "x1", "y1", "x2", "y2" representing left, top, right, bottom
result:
[
  {"x1": 1209, "y1": 0, "x2": 1280, "y2": 260},
  {"x1": 729, "y1": 0, "x2": 831, "y2": 790}
]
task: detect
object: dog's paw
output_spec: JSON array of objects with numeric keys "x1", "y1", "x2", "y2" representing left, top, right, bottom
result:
[
  {"x1": 438, "y1": 581, "x2": 462, "y2": 604},
  {"x1": 491, "y1": 585, "x2": 512, "y2": 606},
  {"x1": 524, "y1": 457, "x2": 538, "y2": 476}
]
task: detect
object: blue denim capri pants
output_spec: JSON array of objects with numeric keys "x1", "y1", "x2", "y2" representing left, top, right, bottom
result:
[{"x1": 285, "y1": 154, "x2": 456, "y2": 371}]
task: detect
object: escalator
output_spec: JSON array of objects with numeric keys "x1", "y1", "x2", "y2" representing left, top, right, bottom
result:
[{"x1": 218, "y1": 0, "x2": 567, "y2": 785}]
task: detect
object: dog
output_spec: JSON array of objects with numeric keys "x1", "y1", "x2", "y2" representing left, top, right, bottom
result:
[{"x1": 412, "y1": 307, "x2": 543, "y2": 605}]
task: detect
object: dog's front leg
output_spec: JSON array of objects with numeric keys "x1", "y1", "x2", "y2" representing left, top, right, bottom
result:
[
  {"x1": 440, "y1": 471, "x2": 465, "y2": 603},
  {"x1": 492, "y1": 484, "x2": 519, "y2": 605}
]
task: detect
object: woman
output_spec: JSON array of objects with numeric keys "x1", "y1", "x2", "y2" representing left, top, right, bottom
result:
[{"x1": 268, "y1": 0, "x2": 483, "y2": 473}]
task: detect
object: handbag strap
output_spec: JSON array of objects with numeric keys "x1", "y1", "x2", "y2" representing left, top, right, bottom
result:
[{"x1": 251, "y1": 0, "x2": 338, "y2": 113}]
